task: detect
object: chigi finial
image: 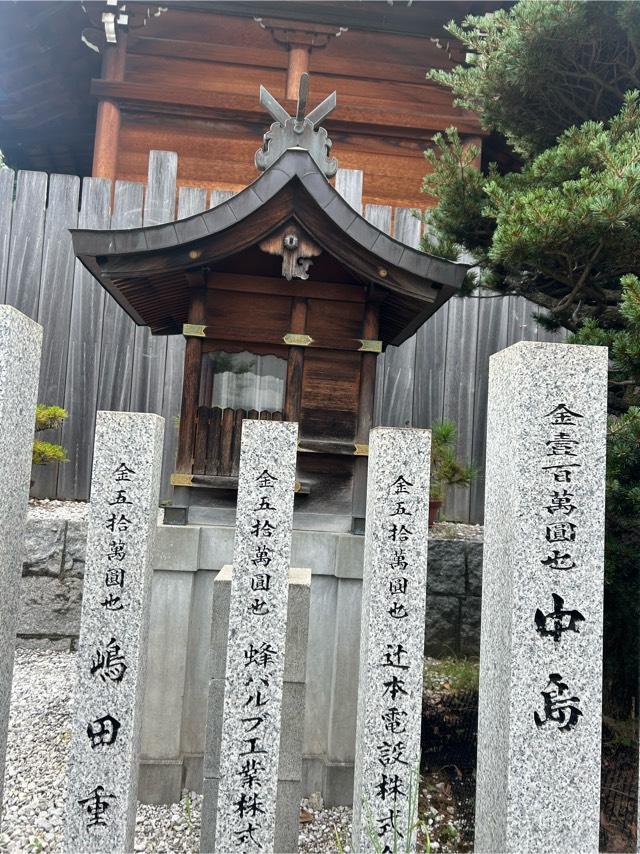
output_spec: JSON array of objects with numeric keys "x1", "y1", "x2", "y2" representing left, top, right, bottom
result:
[{"x1": 255, "y1": 73, "x2": 338, "y2": 177}]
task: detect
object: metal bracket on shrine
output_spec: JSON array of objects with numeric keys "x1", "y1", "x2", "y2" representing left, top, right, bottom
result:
[{"x1": 255, "y1": 72, "x2": 338, "y2": 177}]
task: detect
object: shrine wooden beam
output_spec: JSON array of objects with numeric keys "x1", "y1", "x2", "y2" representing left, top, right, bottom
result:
[
  {"x1": 284, "y1": 296, "x2": 307, "y2": 423},
  {"x1": 91, "y1": 79, "x2": 487, "y2": 138},
  {"x1": 175, "y1": 277, "x2": 207, "y2": 473},
  {"x1": 170, "y1": 473, "x2": 311, "y2": 493},
  {"x1": 206, "y1": 272, "x2": 366, "y2": 304},
  {"x1": 183, "y1": 323, "x2": 383, "y2": 354},
  {"x1": 352, "y1": 288, "x2": 381, "y2": 530}
]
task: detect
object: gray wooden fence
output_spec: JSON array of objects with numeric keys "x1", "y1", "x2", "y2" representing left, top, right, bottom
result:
[{"x1": 0, "y1": 151, "x2": 564, "y2": 523}]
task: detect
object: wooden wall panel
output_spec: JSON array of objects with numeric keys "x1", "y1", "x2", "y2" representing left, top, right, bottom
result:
[
  {"x1": 467, "y1": 291, "x2": 510, "y2": 523},
  {"x1": 126, "y1": 53, "x2": 286, "y2": 100},
  {"x1": 98, "y1": 181, "x2": 144, "y2": 416},
  {"x1": 129, "y1": 150, "x2": 177, "y2": 415},
  {"x1": 31, "y1": 173, "x2": 81, "y2": 498},
  {"x1": 377, "y1": 208, "x2": 422, "y2": 428},
  {"x1": 59, "y1": 178, "x2": 112, "y2": 499},
  {"x1": 117, "y1": 113, "x2": 437, "y2": 208},
  {"x1": 160, "y1": 185, "x2": 209, "y2": 498},
  {"x1": 110, "y1": 8, "x2": 481, "y2": 210},
  {"x1": 0, "y1": 168, "x2": 14, "y2": 303},
  {"x1": 441, "y1": 294, "x2": 481, "y2": 522},
  {"x1": 305, "y1": 298, "x2": 364, "y2": 339},
  {"x1": 5, "y1": 170, "x2": 47, "y2": 319},
  {"x1": 364, "y1": 201, "x2": 392, "y2": 429},
  {"x1": 204, "y1": 291, "x2": 292, "y2": 341},
  {"x1": 335, "y1": 169, "x2": 363, "y2": 215},
  {"x1": 301, "y1": 349, "x2": 360, "y2": 440}
]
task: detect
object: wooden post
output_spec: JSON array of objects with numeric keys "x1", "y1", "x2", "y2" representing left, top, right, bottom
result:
[
  {"x1": 286, "y1": 45, "x2": 310, "y2": 100},
  {"x1": 175, "y1": 283, "x2": 206, "y2": 473},
  {"x1": 352, "y1": 293, "x2": 381, "y2": 531},
  {"x1": 92, "y1": 36, "x2": 127, "y2": 182},
  {"x1": 284, "y1": 296, "x2": 308, "y2": 422}
]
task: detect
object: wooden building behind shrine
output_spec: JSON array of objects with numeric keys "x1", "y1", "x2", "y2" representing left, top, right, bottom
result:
[{"x1": 0, "y1": 1, "x2": 499, "y2": 207}]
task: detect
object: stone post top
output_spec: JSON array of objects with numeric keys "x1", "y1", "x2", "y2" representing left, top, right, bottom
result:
[
  {"x1": 0, "y1": 303, "x2": 42, "y2": 336},
  {"x1": 218, "y1": 564, "x2": 311, "y2": 586},
  {"x1": 490, "y1": 340, "x2": 609, "y2": 366},
  {"x1": 95, "y1": 410, "x2": 165, "y2": 427},
  {"x1": 370, "y1": 425, "x2": 431, "y2": 435}
]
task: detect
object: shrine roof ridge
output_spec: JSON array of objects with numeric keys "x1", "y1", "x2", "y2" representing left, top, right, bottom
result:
[{"x1": 71, "y1": 148, "x2": 469, "y2": 293}]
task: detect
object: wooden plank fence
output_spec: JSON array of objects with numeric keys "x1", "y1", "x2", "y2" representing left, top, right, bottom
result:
[{"x1": 0, "y1": 151, "x2": 564, "y2": 522}]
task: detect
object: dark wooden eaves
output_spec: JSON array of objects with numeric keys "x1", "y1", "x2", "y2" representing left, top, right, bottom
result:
[{"x1": 72, "y1": 149, "x2": 469, "y2": 346}]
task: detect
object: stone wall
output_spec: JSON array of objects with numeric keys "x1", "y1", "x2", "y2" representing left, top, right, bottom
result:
[
  {"x1": 18, "y1": 512, "x2": 88, "y2": 650},
  {"x1": 426, "y1": 538, "x2": 483, "y2": 657},
  {"x1": 18, "y1": 508, "x2": 483, "y2": 657}
]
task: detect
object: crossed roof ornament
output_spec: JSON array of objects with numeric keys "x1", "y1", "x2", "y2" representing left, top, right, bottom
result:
[{"x1": 255, "y1": 72, "x2": 338, "y2": 178}]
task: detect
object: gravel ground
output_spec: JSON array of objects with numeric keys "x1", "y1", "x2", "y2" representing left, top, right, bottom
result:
[
  {"x1": 27, "y1": 499, "x2": 89, "y2": 523},
  {"x1": 0, "y1": 649, "x2": 353, "y2": 854}
]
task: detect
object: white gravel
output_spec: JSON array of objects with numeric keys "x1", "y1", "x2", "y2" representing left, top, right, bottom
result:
[
  {"x1": 0, "y1": 649, "x2": 350, "y2": 853},
  {"x1": 27, "y1": 499, "x2": 89, "y2": 523}
]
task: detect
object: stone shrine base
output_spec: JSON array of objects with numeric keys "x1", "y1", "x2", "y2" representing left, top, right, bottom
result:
[{"x1": 18, "y1": 504, "x2": 483, "y2": 806}]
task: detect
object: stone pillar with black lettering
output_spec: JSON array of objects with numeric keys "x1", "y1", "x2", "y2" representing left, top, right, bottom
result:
[
  {"x1": 475, "y1": 342, "x2": 608, "y2": 853},
  {"x1": 352, "y1": 426, "x2": 431, "y2": 852},
  {"x1": 212, "y1": 419, "x2": 298, "y2": 852},
  {"x1": 0, "y1": 306, "x2": 42, "y2": 819},
  {"x1": 63, "y1": 411, "x2": 164, "y2": 853}
]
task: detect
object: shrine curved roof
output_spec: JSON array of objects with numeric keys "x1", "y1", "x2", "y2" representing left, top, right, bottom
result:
[{"x1": 71, "y1": 148, "x2": 469, "y2": 346}]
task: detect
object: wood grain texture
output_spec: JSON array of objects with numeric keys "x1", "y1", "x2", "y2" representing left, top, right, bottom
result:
[
  {"x1": 364, "y1": 202, "x2": 391, "y2": 429},
  {"x1": 160, "y1": 185, "x2": 208, "y2": 495},
  {"x1": 5, "y1": 170, "x2": 47, "y2": 319},
  {"x1": 441, "y1": 294, "x2": 480, "y2": 523},
  {"x1": 219, "y1": 406, "x2": 234, "y2": 474},
  {"x1": 335, "y1": 168, "x2": 363, "y2": 214},
  {"x1": 176, "y1": 287, "x2": 205, "y2": 472},
  {"x1": 59, "y1": 178, "x2": 112, "y2": 499},
  {"x1": 205, "y1": 405, "x2": 222, "y2": 476},
  {"x1": 468, "y1": 290, "x2": 511, "y2": 523},
  {"x1": 98, "y1": 180, "x2": 144, "y2": 415},
  {"x1": 210, "y1": 189, "x2": 235, "y2": 206},
  {"x1": 129, "y1": 150, "x2": 177, "y2": 416},
  {"x1": 363, "y1": 203, "x2": 391, "y2": 235},
  {"x1": 0, "y1": 168, "x2": 14, "y2": 303},
  {"x1": 193, "y1": 405, "x2": 210, "y2": 474},
  {"x1": 412, "y1": 301, "x2": 449, "y2": 430},
  {"x1": 376, "y1": 207, "x2": 422, "y2": 428},
  {"x1": 31, "y1": 173, "x2": 81, "y2": 498},
  {"x1": 284, "y1": 297, "x2": 307, "y2": 423}
]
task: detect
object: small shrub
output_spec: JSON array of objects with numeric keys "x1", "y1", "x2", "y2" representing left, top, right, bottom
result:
[{"x1": 32, "y1": 404, "x2": 68, "y2": 466}]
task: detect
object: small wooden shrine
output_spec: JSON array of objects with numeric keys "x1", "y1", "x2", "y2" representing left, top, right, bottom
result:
[{"x1": 72, "y1": 77, "x2": 468, "y2": 532}]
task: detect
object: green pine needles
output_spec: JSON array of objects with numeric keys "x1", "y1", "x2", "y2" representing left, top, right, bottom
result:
[
  {"x1": 424, "y1": 0, "x2": 640, "y2": 714},
  {"x1": 429, "y1": 0, "x2": 640, "y2": 158},
  {"x1": 33, "y1": 404, "x2": 68, "y2": 467}
]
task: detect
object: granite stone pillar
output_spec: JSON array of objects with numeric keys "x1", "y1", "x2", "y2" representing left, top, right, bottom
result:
[
  {"x1": 475, "y1": 342, "x2": 608, "y2": 853},
  {"x1": 0, "y1": 306, "x2": 42, "y2": 820},
  {"x1": 201, "y1": 564, "x2": 311, "y2": 853},
  {"x1": 352, "y1": 426, "x2": 431, "y2": 852},
  {"x1": 63, "y1": 412, "x2": 164, "y2": 852},
  {"x1": 212, "y1": 419, "x2": 298, "y2": 852}
]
